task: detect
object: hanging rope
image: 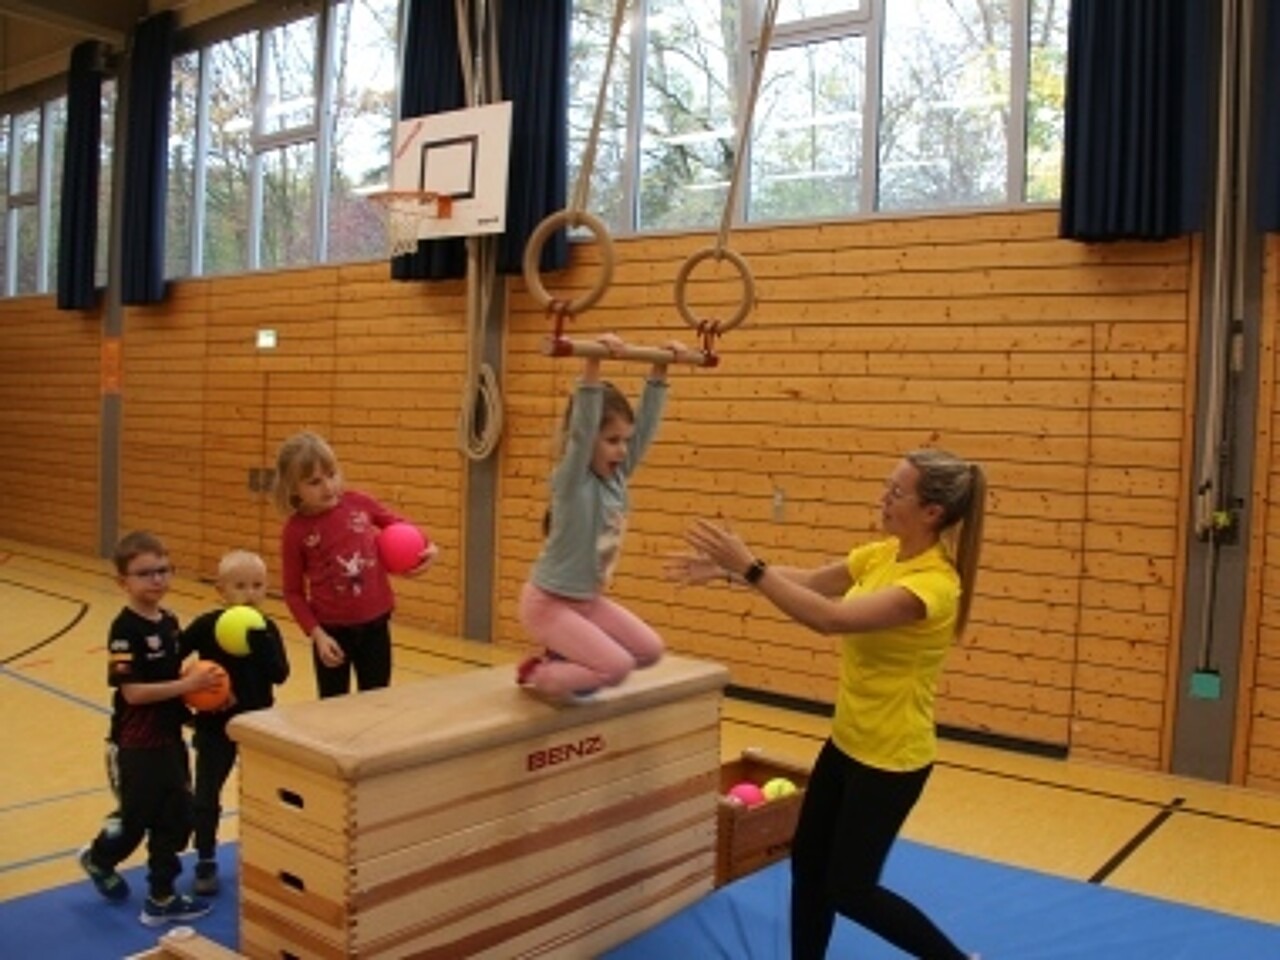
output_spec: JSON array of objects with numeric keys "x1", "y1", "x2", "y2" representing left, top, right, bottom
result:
[
  {"x1": 455, "y1": 0, "x2": 504, "y2": 461},
  {"x1": 521, "y1": 0, "x2": 630, "y2": 316},
  {"x1": 672, "y1": 0, "x2": 780, "y2": 336}
]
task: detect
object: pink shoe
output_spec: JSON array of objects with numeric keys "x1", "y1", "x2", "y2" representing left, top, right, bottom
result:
[{"x1": 516, "y1": 655, "x2": 544, "y2": 687}]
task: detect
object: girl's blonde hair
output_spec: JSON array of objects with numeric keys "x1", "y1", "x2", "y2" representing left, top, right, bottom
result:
[
  {"x1": 273, "y1": 431, "x2": 340, "y2": 515},
  {"x1": 905, "y1": 448, "x2": 987, "y2": 638}
]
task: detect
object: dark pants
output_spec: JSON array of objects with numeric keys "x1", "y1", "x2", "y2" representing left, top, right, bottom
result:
[
  {"x1": 89, "y1": 742, "x2": 192, "y2": 900},
  {"x1": 192, "y1": 724, "x2": 237, "y2": 860},
  {"x1": 790, "y1": 739, "x2": 967, "y2": 960},
  {"x1": 312, "y1": 615, "x2": 392, "y2": 698}
]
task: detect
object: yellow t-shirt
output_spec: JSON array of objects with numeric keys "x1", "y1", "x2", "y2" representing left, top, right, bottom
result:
[{"x1": 830, "y1": 538, "x2": 959, "y2": 772}]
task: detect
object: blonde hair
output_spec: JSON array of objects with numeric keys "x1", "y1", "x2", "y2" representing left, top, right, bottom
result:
[
  {"x1": 274, "y1": 431, "x2": 340, "y2": 514},
  {"x1": 217, "y1": 549, "x2": 266, "y2": 581},
  {"x1": 905, "y1": 448, "x2": 987, "y2": 638}
]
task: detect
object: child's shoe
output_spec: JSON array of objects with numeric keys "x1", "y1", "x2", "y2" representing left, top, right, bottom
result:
[
  {"x1": 516, "y1": 655, "x2": 545, "y2": 687},
  {"x1": 139, "y1": 892, "x2": 212, "y2": 927},
  {"x1": 79, "y1": 845, "x2": 129, "y2": 902},
  {"x1": 193, "y1": 859, "x2": 219, "y2": 896}
]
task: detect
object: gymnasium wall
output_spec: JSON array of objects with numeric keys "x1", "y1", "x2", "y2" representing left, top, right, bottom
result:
[
  {"x1": 118, "y1": 264, "x2": 471, "y2": 636},
  {"x1": 1244, "y1": 234, "x2": 1280, "y2": 792},
  {"x1": 0, "y1": 297, "x2": 101, "y2": 552},
  {"x1": 500, "y1": 208, "x2": 1197, "y2": 772},
  {"x1": 8, "y1": 206, "x2": 1280, "y2": 788}
]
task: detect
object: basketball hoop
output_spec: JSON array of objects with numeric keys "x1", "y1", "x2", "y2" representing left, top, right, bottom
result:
[{"x1": 367, "y1": 190, "x2": 454, "y2": 256}]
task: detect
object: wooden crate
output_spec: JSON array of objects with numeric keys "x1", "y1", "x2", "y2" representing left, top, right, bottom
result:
[
  {"x1": 716, "y1": 747, "x2": 812, "y2": 886},
  {"x1": 229, "y1": 654, "x2": 729, "y2": 959}
]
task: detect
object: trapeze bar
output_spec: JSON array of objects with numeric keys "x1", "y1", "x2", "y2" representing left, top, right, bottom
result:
[{"x1": 543, "y1": 336, "x2": 719, "y2": 368}]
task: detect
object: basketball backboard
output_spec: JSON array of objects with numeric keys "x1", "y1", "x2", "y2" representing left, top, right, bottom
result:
[{"x1": 389, "y1": 101, "x2": 512, "y2": 240}]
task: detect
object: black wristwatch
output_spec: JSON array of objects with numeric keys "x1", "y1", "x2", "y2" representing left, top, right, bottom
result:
[{"x1": 743, "y1": 558, "x2": 768, "y2": 585}]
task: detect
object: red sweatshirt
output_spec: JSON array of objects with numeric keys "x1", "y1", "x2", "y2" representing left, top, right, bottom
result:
[{"x1": 281, "y1": 489, "x2": 405, "y2": 636}]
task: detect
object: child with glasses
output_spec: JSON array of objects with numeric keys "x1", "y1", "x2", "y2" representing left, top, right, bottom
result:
[
  {"x1": 274, "y1": 430, "x2": 438, "y2": 698},
  {"x1": 180, "y1": 549, "x2": 290, "y2": 896},
  {"x1": 79, "y1": 530, "x2": 223, "y2": 927}
]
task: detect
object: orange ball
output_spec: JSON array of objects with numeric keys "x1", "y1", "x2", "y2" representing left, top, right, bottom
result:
[{"x1": 183, "y1": 659, "x2": 231, "y2": 712}]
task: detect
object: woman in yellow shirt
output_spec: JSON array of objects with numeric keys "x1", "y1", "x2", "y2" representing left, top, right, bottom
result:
[{"x1": 675, "y1": 448, "x2": 986, "y2": 960}]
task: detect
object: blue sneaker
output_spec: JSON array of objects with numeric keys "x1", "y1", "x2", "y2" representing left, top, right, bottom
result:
[
  {"x1": 79, "y1": 846, "x2": 129, "y2": 902},
  {"x1": 139, "y1": 893, "x2": 212, "y2": 927}
]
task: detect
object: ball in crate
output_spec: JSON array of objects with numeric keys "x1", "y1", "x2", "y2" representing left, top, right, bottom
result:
[
  {"x1": 183, "y1": 660, "x2": 231, "y2": 712},
  {"x1": 378, "y1": 522, "x2": 430, "y2": 574},
  {"x1": 215, "y1": 604, "x2": 265, "y2": 657},
  {"x1": 726, "y1": 781, "x2": 766, "y2": 807},
  {"x1": 762, "y1": 776, "x2": 798, "y2": 800}
]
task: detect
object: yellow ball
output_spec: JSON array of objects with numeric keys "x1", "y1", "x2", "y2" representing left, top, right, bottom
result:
[
  {"x1": 762, "y1": 776, "x2": 798, "y2": 801},
  {"x1": 215, "y1": 605, "x2": 265, "y2": 657}
]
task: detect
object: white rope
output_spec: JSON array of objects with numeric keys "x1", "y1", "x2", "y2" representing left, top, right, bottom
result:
[
  {"x1": 570, "y1": 0, "x2": 631, "y2": 215},
  {"x1": 454, "y1": 0, "x2": 504, "y2": 461},
  {"x1": 714, "y1": 0, "x2": 780, "y2": 253}
]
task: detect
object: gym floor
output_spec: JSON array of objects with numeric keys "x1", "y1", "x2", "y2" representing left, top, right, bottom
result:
[{"x1": 2, "y1": 536, "x2": 1278, "y2": 927}]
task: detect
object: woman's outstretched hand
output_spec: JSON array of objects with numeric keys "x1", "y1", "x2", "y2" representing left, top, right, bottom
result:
[
  {"x1": 683, "y1": 518, "x2": 756, "y2": 579},
  {"x1": 663, "y1": 550, "x2": 725, "y2": 585}
]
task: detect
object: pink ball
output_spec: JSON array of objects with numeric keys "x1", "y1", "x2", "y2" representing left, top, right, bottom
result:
[
  {"x1": 378, "y1": 522, "x2": 428, "y2": 574},
  {"x1": 726, "y1": 781, "x2": 766, "y2": 807}
]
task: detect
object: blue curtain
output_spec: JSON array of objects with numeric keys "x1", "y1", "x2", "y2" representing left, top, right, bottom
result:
[
  {"x1": 120, "y1": 12, "x2": 175, "y2": 305},
  {"x1": 56, "y1": 41, "x2": 105, "y2": 311},
  {"x1": 394, "y1": 0, "x2": 568, "y2": 280},
  {"x1": 393, "y1": 0, "x2": 468, "y2": 280},
  {"x1": 495, "y1": 1, "x2": 568, "y2": 274},
  {"x1": 1060, "y1": 0, "x2": 1210, "y2": 241}
]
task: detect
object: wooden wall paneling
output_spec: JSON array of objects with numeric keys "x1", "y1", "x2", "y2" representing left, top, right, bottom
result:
[
  {"x1": 1240, "y1": 235, "x2": 1280, "y2": 790},
  {"x1": 329, "y1": 263, "x2": 468, "y2": 636},
  {"x1": 0, "y1": 297, "x2": 102, "y2": 553},
  {"x1": 200, "y1": 270, "x2": 337, "y2": 589},
  {"x1": 499, "y1": 209, "x2": 1195, "y2": 768},
  {"x1": 121, "y1": 283, "x2": 212, "y2": 573}
]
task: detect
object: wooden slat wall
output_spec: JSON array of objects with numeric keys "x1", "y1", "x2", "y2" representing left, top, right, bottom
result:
[
  {"x1": 5, "y1": 207, "x2": 1279, "y2": 789},
  {"x1": 0, "y1": 296, "x2": 101, "y2": 553},
  {"x1": 1245, "y1": 235, "x2": 1280, "y2": 791},
  {"x1": 118, "y1": 263, "x2": 468, "y2": 636},
  {"x1": 499, "y1": 209, "x2": 1196, "y2": 771}
]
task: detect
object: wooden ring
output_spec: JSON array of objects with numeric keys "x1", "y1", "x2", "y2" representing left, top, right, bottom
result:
[
  {"x1": 673, "y1": 246, "x2": 755, "y2": 333},
  {"x1": 522, "y1": 209, "x2": 615, "y2": 315}
]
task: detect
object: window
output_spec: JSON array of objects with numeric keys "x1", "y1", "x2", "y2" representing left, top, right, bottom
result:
[
  {"x1": 167, "y1": 51, "x2": 200, "y2": 279},
  {"x1": 97, "y1": 80, "x2": 116, "y2": 287},
  {"x1": 203, "y1": 32, "x2": 256, "y2": 276},
  {"x1": 164, "y1": 0, "x2": 400, "y2": 278},
  {"x1": 570, "y1": 0, "x2": 1069, "y2": 235},
  {"x1": 326, "y1": 0, "x2": 398, "y2": 262},
  {"x1": 257, "y1": 18, "x2": 319, "y2": 270},
  {"x1": 0, "y1": 87, "x2": 105, "y2": 299}
]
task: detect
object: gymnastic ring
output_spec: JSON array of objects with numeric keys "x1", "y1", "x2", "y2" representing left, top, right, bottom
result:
[
  {"x1": 522, "y1": 209, "x2": 615, "y2": 316},
  {"x1": 673, "y1": 246, "x2": 755, "y2": 334}
]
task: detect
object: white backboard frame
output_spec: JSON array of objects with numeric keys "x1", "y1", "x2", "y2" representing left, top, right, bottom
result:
[{"x1": 390, "y1": 101, "x2": 512, "y2": 240}]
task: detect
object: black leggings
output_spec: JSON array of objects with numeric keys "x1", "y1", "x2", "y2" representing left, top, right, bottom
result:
[
  {"x1": 790, "y1": 739, "x2": 967, "y2": 960},
  {"x1": 192, "y1": 723, "x2": 237, "y2": 859},
  {"x1": 312, "y1": 615, "x2": 392, "y2": 698}
]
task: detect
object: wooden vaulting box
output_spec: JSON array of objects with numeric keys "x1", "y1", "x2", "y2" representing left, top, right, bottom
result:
[{"x1": 228, "y1": 655, "x2": 729, "y2": 959}]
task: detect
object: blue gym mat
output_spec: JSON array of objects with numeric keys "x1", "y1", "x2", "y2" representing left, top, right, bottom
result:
[
  {"x1": 3, "y1": 840, "x2": 1278, "y2": 958},
  {"x1": 603, "y1": 840, "x2": 1280, "y2": 959}
]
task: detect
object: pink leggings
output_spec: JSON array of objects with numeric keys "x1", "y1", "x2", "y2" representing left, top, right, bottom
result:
[{"x1": 518, "y1": 581, "x2": 664, "y2": 696}]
